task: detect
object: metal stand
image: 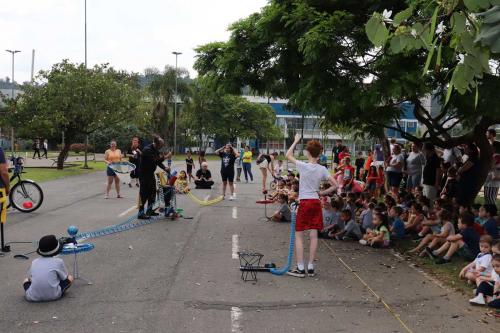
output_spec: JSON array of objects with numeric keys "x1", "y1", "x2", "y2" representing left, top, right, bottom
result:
[
  {"x1": 71, "y1": 248, "x2": 92, "y2": 285},
  {"x1": 1, "y1": 223, "x2": 10, "y2": 252},
  {"x1": 238, "y1": 252, "x2": 264, "y2": 282}
]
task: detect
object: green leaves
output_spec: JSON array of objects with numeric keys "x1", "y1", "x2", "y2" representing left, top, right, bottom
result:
[
  {"x1": 475, "y1": 5, "x2": 500, "y2": 52},
  {"x1": 463, "y1": 0, "x2": 492, "y2": 12},
  {"x1": 366, "y1": 15, "x2": 389, "y2": 47},
  {"x1": 393, "y1": 6, "x2": 413, "y2": 26}
]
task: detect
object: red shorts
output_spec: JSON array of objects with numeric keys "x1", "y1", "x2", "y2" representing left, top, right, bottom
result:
[{"x1": 296, "y1": 199, "x2": 323, "y2": 231}]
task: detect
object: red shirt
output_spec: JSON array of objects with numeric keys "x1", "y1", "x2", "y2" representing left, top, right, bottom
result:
[{"x1": 339, "y1": 152, "x2": 350, "y2": 162}]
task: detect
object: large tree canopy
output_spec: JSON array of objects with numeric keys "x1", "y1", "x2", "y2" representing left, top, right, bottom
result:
[{"x1": 9, "y1": 61, "x2": 142, "y2": 168}]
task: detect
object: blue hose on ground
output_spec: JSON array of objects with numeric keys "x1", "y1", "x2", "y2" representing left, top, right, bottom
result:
[{"x1": 269, "y1": 210, "x2": 296, "y2": 275}]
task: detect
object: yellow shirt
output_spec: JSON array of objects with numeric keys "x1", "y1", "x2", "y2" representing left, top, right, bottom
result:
[
  {"x1": 105, "y1": 149, "x2": 122, "y2": 163},
  {"x1": 242, "y1": 151, "x2": 252, "y2": 164}
]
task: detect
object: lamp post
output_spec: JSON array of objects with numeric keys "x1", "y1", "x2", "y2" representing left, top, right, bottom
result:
[
  {"x1": 172, "y1": 51, "x2": 182, "y2": 154},
  {"x1": 83, "y1": 0, "x2": 89, "y2": 168},
  {"x1": 6, "y1": 50, "x2": 21, "y2": 153}
]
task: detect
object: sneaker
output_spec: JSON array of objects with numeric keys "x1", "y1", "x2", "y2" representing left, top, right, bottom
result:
[
  {"x1": 469, "y1": 294, "x2": 486, "y2": 306},
  {"x1": 307, "y1": 268, "x2": 315, "y2": 277},
  {"x1": 359, "y1": 239, "x2": 368, "y2": 246},
  {"x1": 138, "y1": 213, "x2": 150, "y2": 220},
  {"x1": 424, "y1": 247, "x2": 438, "y2": 259},
  {"x1": 231, "y1": 193, "x2": 236, "y2": 200},
  {"x1": 287, "y1": 267, "x2": 306, "y2": 278},
  {"x1": 435, "y1": 257, "x2": 451, "y2": 265},
  {"x1": 147, "y1": 210, "x2": 160, "y2": 217}
]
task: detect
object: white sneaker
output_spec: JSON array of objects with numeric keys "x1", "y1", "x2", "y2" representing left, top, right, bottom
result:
[
  {"x1": 229, "y1": 194, "x2": 235, "y2": 201},
  {"x1": 232, "y1": 193, "x2": 236, "y2": 200},
  {"x1": 469, "y1": 294, "x2": 486, "y2": 306},
  {"x1": 359, "y1": 239, "x2": 368, "y2": 246}
]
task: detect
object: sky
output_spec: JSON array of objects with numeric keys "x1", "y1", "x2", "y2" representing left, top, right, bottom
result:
[{"x1": 0, "y1": 0, "x2": 267, "y2": 83}]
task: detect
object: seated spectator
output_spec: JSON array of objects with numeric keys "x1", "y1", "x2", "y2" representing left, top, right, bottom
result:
[
  {"x1": 319, "y1": 198, "x2": 341, "y2": 238},
  {"x1": 330, "y1": 209, "x2": 362, "y2": 241},
  {"x1": 430, "y1": 212, "x2": 480, "y2": 264},
  {"x1": 469, "y1": 254, "x2": 500, "y2": 307},
  {"x1": 416, "y1": 210, "x2": 440, "y2": 239},
  {"x1": 409, "y1": 209, "x2": 454, "y2": 257},
  {"x1": 459, "y1": 235, "x2": 493, "y2": 285},
  {"x1": 389, "y1": 206, "x2": 405, "y2": 240},
  {"x1": 271, "y1": 194, "x2": 291, "y2": 222},
  {"x1": 479, "y1": 204, "x2": 499, "y2": 239},
  {"x1": 360, "y1": 202, "x2": 375, "y2": 233},
  {"x1": 440, "y1": 166, "x2": 459, "y2": 200},
  {"x1": 23, "y1": 235, "x2": 74, "y2": 302},
  {"x1": 194, "y1": 162, "x2": 214, "y2": 189},
  {"x1": 174, "y1": 170, "x2": 190, "y2": 193},
  {"x1": 359, "y1": 211, "x2": 390, "y2": 248},
  {"x1": 405, "y1": 202, "x2": 425, "y2": 234}
]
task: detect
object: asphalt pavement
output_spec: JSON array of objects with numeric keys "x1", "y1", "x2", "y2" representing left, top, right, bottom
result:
[{"x1": 0, "y1": 160, "x2": 496, "y2": 333}]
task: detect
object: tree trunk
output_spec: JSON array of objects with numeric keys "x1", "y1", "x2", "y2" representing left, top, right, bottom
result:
[{"x1": 57, "y1": 142, "x2": 71, "y2": 170}]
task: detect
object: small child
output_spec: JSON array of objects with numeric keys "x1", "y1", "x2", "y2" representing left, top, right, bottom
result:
[
  {"x1": 469, "y1": 254, "x2": 500, "y2": 307},
  {"x1": 440, "y1": 167, "x2": 459, "y2": 200},
  {"x1": 274, "y1": 159, "x2": 283, "y2": 177},
  {"x1": 478, "y1": 204, "x2": 499, "y2": 240},
  {"x1": 174, "y1": 170, "x2": 189, "y2": 193},
  {"x1": 23, "y1": 235, "x2": 74, "y2": 302},
  {"x1": 319, "y1": 198, "x2": 340, "y2": 238},
  {"x1": 186, "y1": 151, "x2": 195, "y2": 183},
  {"x1": 405, "y1": 202, "x2": 425, "y2": 234},
  {"x1": 271, "y1": 194, "x2": 291, "y2": 222},
  {"x1": 389, "y1": 206, "x2": 405, "y2": 240},
  {"x1": 410, "y1": 209, "x2": 455, "y2": 257},
  {"x1": 360, "y1": 212, "x2": 390, "y2": 248},
  {"x1": 235, "y1": 154, "x2": 242, "y2": 182},
  {"x1": 459, "y1": 235, "x2": 493, "y2": 285},
  {"x1": 341, "y1": 157, "x2": 355, "y2": 193},
  {"x1": 330, "y1": 209, "x2": 362, "y2": 241},
  {"x1": 360, "y1": 202, "x2": 375, "y2": 233},
  {"x1": 431, "y1": 212, "x2": 480, "y2": 264},
  {"x1": 167, "y1": 150, "x2": 173, "y2": 168}
]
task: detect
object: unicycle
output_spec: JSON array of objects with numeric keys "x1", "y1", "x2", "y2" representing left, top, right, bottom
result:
[{"x1": 8, "y1": 156, "x2": 44, "y2": 213}]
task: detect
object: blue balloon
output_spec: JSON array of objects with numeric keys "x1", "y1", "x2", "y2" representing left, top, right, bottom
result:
[{"x1": 67, "y1": 225, "x2": 78, "y2": 236}]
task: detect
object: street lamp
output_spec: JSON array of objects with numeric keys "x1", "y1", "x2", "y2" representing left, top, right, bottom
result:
[
  {"x1": 172, "y1": 51, "x2": 182, "y2": 154},
  {"x1": 6, "y1": 49, "x2": 21, "y2": 152}
]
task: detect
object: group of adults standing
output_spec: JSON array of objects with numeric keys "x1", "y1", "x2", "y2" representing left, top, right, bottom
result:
[{"x1": 32, "y1": 138, "x2": 48, "y2": 159}]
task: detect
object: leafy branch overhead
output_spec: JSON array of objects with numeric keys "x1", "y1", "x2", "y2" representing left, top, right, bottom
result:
[{"x1": 366, "y1": 1, "x2": 500, "y2": 105}]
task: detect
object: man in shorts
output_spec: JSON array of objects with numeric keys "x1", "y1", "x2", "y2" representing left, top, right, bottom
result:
[
  {"x1": 215, "y1": 144, "x2": 240, "y2": 200},
  {"x1": 286, "y1": 134, "x2": 338, "y2": 277}
]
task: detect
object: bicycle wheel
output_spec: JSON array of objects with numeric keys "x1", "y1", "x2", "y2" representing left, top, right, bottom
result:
[{"x1": 9, "y1": 180, "x2": 44, "y2": 213}]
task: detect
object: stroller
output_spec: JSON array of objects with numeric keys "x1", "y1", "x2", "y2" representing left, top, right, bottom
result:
[{"x1": 155, "y1": 170, "x2": 178, "y2": 219}]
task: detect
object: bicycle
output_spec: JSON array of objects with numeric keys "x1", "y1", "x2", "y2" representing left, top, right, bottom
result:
[{"x1": 8, "y1": 156, "x2": 44, "y2": 213}]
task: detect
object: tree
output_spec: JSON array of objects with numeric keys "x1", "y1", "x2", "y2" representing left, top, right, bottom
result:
[
  {"x1": 195, "y1": 0, "x2": 500, "y2": 204},
  {"x1": 146, "y1": 66, "x2": 190, "y2": 147},
  {"x1": 10, "y1": 61, "x2": 142, "y2": 169}
]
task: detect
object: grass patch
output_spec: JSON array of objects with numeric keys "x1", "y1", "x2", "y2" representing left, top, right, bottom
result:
[
  {"x1": 19, "y1": 161, "x2": 107, "y2": 183},
  {"x1": 395, "y1": 238, "x2": 473, "y2": 295}
]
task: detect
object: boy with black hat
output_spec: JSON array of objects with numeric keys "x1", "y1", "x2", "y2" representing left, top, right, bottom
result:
[{"x1": 23, "y1": 235, "x2": 73, "y2": 302}]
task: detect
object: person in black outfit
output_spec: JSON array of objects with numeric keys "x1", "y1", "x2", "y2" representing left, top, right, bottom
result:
[
  {"x1": 138, "y1": 135, "x2": 168, "y2": 219},
  {"x1": 332, "y1": 140, "x2": 344, "y2": 169},
  {"x1": 32, "y1": 139, "x2": 41, "y2": 159},
  {"x1": 354, "y1": 152, "x2": 365, "y2": 180},
  {"x1": 127, "y1": 136, "x2": 141, "y2": 188},
  {"x1": 215, "y1": 144, "x2": 239, "y2": 200},
  {"x1": 195, "y1": 162, "x2": 214, "y2": 189},
  {"x1": 186, "y1": 151, "x2": 195, "y2": 183}
]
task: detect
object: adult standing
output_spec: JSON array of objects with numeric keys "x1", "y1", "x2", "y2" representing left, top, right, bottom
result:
[
  {"x1": 362, "y1": 150, "x2": 373, "y2": 181},
  {"x1": 138, "y1": 135, "x2": 167, "y2": 219},
  {"x1": 354, "y1": 151, "x2": 365, "y2": 180},
  {"x1": 485, "y1": 129, "x2": 500, "y2": 204},
  {"x1": 386, "y1": 144, "x2": 405, "y2": 196},
  {"x1": 215, "y1": 144, "x2": 239, "y2": 200},
  {"x1": 41, "y1": 139, "x2": 48, "y2": 159},
  {"x1": 456, "y1": 142, "x2": 480, "y2": 206},
  {"x1": 422, "y1": 142, "x2": 442, "y2": 203},
  {"x1": 198, "y1": 151, "x2": 207, "y2": 169},
  {"x1": 104, "y1": 140, "x2": 123, "y2": 199},
  {"x1": 241, "y1": 145, "x2": 253, "y2": 183},
  {"x1": 487, "y1": 128, "x2": 500, "y2": 154},
  {"x1": 405, "y1": 142, "x2": 426, "y2": 191},
  {"x1": 32, "y1": 139, "x2": 41, "y2": 159},
  {"x1": 332, "y1": 139, "x2": 344, "y2": 169},
  {"x1": 127, "y1": 136, "x2": 141, "y2": 188},
  {"x1": 257, "y1": 151, "x2": 278, "y2": 193}
]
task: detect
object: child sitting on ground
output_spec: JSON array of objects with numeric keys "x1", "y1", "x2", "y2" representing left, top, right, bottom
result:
[
  {"x1": 360, "y1": 202, "x2": 375, "y2": 233},
  {"x1": 360, "y1": 211, "x2": 390, "y2": 248},
  {"x1": 478, "y1": 204, "x2": 499, "y2": 240},
  {"x1": 366, "y1": 165, "x2": 378, "y2": 198},
  {"x1": 319, "y1": 198, "x2": 341, "y2": 238},
  {"x1": 430, "y1": 212, "x2": 480, "y2": 264},
  {"x1": 174, "y1": 170, "x2": 190, "y2": 193},
  {"x1": 271, "y1": 194, "x2": 291, "y2": 222},
  {"x1": 330, "y1": 209, "x2": 362, "y2": 241},
  {"x1": 405, "y1": 202, "x2": 425, "y2": 235},
  {"x1": 23, "y1": 235, "x2": 74, "y2": 302},
  {"x1": 409, "y1": 209, "x2": 455, "y2": 257},
  {"x1": 469, "y1": 254, "x2": 500, "y2": 307},
  {"x1": 389, "y1": 206, "x2": 405, "y2": 241},
  {"x1": 459, "y1": 235, "x2": 493, "y2": 285},
  {"x1": 416, "y1": 210, "x2": 440, "y2": 239}
]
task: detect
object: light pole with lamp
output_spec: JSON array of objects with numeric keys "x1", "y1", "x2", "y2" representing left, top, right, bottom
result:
[
  {"x1": 172, "y1": 51, "x2": 182, "y2": 154},
  {"x1": 83, "y1": 0, "x2": 90, "y2": 168},
  {"x1": 6, "y1": 50, "x2": 21, "y2": 153}
]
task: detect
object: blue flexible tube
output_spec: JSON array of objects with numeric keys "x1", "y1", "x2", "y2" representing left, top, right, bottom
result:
[{"x1": 269, "y1": 210, "x2": 296, "y2": 275}]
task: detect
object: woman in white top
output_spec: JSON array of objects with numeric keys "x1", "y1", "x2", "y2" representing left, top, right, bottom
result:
[
  {"x1": 405, "y1": 142, "x2": 426, "y2": 191},
  {"x1": 386, "y1": 144, "x2": 404, "y2": 196}
]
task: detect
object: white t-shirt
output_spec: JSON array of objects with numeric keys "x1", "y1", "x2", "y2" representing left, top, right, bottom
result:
[
  {"x1": 492, "y1": 269, "x2": 499, "y2": 283},
  {"x1": 406, "y1": 151, "x2": 425, "y2": 176},
  {"x1": 386, "y1": 153, "x2": 404, "y2": 173},
  {"x1": 295, "y1": 161, "x2": 331, "y2": 200},
  {"x1": 473, "y1": 253, "x2": 492, "y2": 274},
  {"x1": 25, "y1": 257, "x2": 68, "y2": 302}
]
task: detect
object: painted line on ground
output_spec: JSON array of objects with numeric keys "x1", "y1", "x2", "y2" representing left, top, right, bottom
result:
[
  {"x1": 230, "y1": 306, "x2": 242, "y2": 332},
  {"x1": 232, "y1": 234, "x2": 239, "y2": 259},
  {"x1": 118, "y1": 205, "x2": 137, "y2": 217},
  {"x1": 232, "y1": 207, "x2": 238, "y2": 219}
]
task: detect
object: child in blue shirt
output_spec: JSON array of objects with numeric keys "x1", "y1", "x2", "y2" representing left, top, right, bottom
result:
[{"x1": 389, "y1": 206, "x2": 405, "y2": 240}]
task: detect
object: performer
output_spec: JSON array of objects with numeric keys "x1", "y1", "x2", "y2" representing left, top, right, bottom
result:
[
  {"x1": 257, "y1": 151, "x2": 278, "y2": 193},
  {"x1": 138, "y1": 135, "x2": 168, "y2": 219},
  {"x1": 285, "y1": 134, "x2": 337, "y2": 278},
  {"x1": 215, "y1": 144, "x2": 239, "y2": 200},
  {"x1": 127, "y1": 136, "x2": 141, "y2": 188},
  {"x1": 104, "y1": 140, "x2": 122, "y2": 199}
]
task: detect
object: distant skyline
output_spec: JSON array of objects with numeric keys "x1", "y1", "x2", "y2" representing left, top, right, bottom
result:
[{"x1": 0, "y1": 0, "x2": 267, "y2": 83}]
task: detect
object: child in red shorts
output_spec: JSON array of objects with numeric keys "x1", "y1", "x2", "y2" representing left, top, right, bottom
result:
[{"x1": 285, "y1": 134, "x2": 337, "y2": 277}]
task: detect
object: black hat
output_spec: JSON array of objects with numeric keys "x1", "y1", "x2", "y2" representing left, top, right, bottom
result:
[{"x1": 37, "y1": 235, "x2": 62, "y2": 257}]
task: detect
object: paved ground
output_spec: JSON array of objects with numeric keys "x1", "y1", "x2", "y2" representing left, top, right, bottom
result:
[{"x1": 0, "y1": 160, "x2": 497, "y2": 333}]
